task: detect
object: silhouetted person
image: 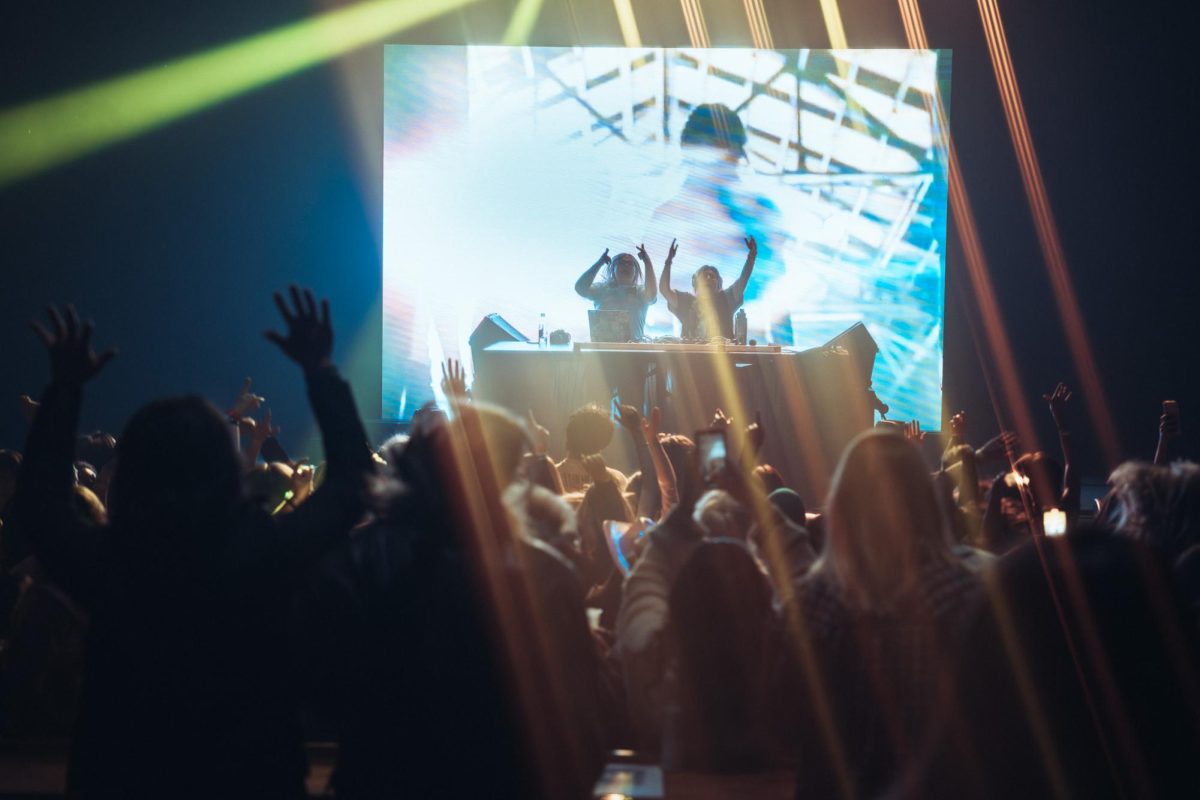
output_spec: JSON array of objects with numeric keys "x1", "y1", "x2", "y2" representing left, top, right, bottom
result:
[
  {"x1": 895, "y1": 528, "x2": 1200, "y2": 799},
  {"x1": 786, "y1": 428, "x2": 980, "y2": 798},
  {"x1": 10, "y1": 291, "x2": 372, "y2": 799},
  {"x1": 301, "y1": 403, "x2": 611, "y2": 800},
  {"x1": 665, "y1": 538, "x2": 778, "y2": 771}
]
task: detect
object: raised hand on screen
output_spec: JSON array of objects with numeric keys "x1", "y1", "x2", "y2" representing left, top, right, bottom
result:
[
  {"x1": 440, "y1": 358, "x2": 469, "y2": 401},
  {"x1": 711, "y1": 408, "x2": 733, "y2": 429},
  {"x1": 265, "y1": 286, "x2": 333, "y2": 374},
  {"x1": 31, "y1": 305, "x2": 118, "y2": 387}
]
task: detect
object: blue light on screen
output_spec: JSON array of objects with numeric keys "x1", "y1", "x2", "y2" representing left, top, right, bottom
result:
[{"x1": 382, "y1": 46, "x2": 951, "y2": 424}]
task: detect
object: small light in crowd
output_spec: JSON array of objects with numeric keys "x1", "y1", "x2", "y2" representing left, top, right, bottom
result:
[{"x1": 1043, "y1": 508, "x2": 1067, "y2": 536}]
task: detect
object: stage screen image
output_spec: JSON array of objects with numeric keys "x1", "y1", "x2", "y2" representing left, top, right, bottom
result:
[{"x1": 382, "y1": 46, "x2": 951, "y2": 424}]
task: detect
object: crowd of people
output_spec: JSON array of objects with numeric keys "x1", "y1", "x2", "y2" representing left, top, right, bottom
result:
[{"x1": 0, "y1": 288, "x2": 1197, "y2": 799}]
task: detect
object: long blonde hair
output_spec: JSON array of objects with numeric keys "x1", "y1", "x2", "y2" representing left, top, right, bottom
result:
[{"x1": 815, "y1": 428, "x2": 957, "y2": 613}]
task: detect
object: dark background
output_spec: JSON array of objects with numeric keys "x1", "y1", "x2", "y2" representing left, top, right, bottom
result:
[{"x1": 1, "y1": 0, "x2": 1194, "y2": 480}]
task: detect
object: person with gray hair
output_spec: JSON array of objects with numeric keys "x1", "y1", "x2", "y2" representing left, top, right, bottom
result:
[{"x1": 1105, "y1": 460, "x2": 1200, "y2": 561}]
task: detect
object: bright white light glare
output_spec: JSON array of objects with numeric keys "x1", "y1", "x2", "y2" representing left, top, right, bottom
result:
[
  {"x1": 1043, "y1": 508, "x2": 1067, "y2": 536},
  {"x1": 381, "y1": 46, "x2": 951, "y2": 422}
]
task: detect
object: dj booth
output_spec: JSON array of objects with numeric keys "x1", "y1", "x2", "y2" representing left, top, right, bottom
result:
[{"x1": 472, "y1": 325, "x2": 880, "y2": 504}]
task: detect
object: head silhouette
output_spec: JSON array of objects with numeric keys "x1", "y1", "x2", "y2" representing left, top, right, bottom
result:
[
  {"x1": 604, "y1": 253, "x2": 642, "y2": 287},
  {"x1": 565, "y1": 404, "x2": 614, "y2": 458},
  {"x1": 680, "y1": 103, "x2": 747, "y2": 162},
  {"x1": 107, "y1": 396, "x2": 242, "y2": 547},
  {"x1": 822, "y1": 428, "x2": 955, "y2": 611}
]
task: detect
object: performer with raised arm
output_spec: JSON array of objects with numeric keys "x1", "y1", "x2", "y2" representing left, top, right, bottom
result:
[
  {"x1": 575, "y1": 246, "x2": 658, "y2": 340},
  {"x1": 659, "y1": 236, "x2": 757, "y2": 340}
]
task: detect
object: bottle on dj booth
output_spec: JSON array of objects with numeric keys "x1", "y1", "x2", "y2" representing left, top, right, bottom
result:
[
  {"x1": 537, "y1": 312, "x2": 547, "y2": 347},
  {"x1": 734, "y1": 309, "x2": 747, "y2": 345}
]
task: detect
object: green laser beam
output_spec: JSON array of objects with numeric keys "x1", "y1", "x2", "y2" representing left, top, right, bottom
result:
[
  {"x1": 0, "y1": 0, "x2": 483, "y2": 188},
  {"x1": 501, "y1": 0, "x2": 547, "y2": 45}
]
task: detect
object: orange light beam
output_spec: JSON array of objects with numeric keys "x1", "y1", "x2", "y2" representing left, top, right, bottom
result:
[
  {"x1": 679, "y1": 0, "x2": 711, "y2": 48},
  {"x1": 897, "y1": 0, "x2": 1040, "y2": 448},
  {"x1": 975, "y1": 0, "x2": 1121, "y2": 466}
]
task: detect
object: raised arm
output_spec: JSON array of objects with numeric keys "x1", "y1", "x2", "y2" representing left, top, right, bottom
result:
[
  {"x1": 575, "y1": 249, "x2": 610, "y2": 300},
  {"x1": 727, "y1": 235, "x2": 757, "y2": 302},
  {"x1": 658, "y1": 239, "x2": 679, "y2": 306},
  {"x1": 615, "y1": 404, "x2": 657, "y2": 519},
  {"x1": 641, "y1": 407, "x2": 678, "y2": 518},
  {"x1": 1154, "y1": 401, "x2": 1181, "y2": 466},
  {"x1": 1044, "y1": 382, "x2": 1079, "y2": 512},
  {"x1": 264, "y1": 287, "x2": 373, "y2": 567},
  {"x1": 10, "y1": 306, "x2": 117, "y2": 603},
  {"x1": 635, "y1": 244, "x2": 658, "y2": 305}
]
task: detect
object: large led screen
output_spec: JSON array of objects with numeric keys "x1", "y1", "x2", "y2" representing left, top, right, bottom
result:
[{"x1": 383, "y1": 46, "x2": 951, "y2": 424}]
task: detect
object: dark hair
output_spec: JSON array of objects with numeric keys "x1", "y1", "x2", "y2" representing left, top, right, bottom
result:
[
  {"x1": 768, "y1": 487, "x2": 806, "y2": 527},
  {"x1": 575, "y1": 480, "x2": 632, "y2": 585},
  {"x1": 1014, "y1": 451, "x2": 1063, "y2": 511},
  {"x1": 819, "y1": 428, "x2": 956, "y2": 611},
  {"x1": 108, "y1": 396, "x2": 243, "y2": 548},
  {"x1": 680, "y1": 103, "x2": 747, "y2": 159},
  {"x1": 669, "y1": 538, "x2": 774, "y2": 769},
  {"x1": 565, "y1": 405, "x2": 614, "y2": 457}
]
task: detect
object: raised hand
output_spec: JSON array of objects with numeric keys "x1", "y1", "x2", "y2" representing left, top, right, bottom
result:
[
  {"x1": 30, "y1": 305, "x2": 118, "y2": 387},
  {"x1": 635, "y1": 244, "x2": 650, "y2": 263},
  {"x1": 1160, "y1": 401, "x2": 1181, "y2": 440},
  {"x1": 746, "y1": 411, "x2": 765, "y2": 455},
  {"x1": 227, "y1": 377, "x2": 265, "y2": 420},
  {"x1": 582, "y1": 453, "x2": 612, "y2": 485},
  {"x1": 1155, "y1": 400, "x2": 1181, "y2": 466},
  {"x1": 440, "y1": 358, "x2": 469, "y2": 401},
  {"x1": 615, "y1": 403, "x2": 642, "y2": 433},
  {"x1": 977, "y1": 431, "x2": 1018, "y2": 461},
  {"x1": 250, "y1": 408, "x2": 280, "y2": 444},
  {"x1": 905, "y1": 420, "x2": 927, "y2": 443},
  {"x1": 265, "y1": 286, "x2": 333, "y2": 373},
  {"x1": 598, "y1": 248, "x2": 611, "y2": 266},
  {"x1": 527, "y1": 409, "x2": 550, "y2": 454},
  {"x1": 640, "y1": 406, "x2": 662, "y2": 443},
  {"x1": 1043, "y1": 382, "x2": 1072, "y2": 429},
  {"x1": 711, "y1": 408, "x2": 733, "y2": 429},
  {"x1": 744, "y1": 235, "x2": 757, "y2": 257},
  {"x1": 666, "y1": 239, "x2": 679, "y2": 263}
]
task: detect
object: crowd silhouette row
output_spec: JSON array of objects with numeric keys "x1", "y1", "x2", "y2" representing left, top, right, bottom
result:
[{"x1": 0, "y1": 289, "x2": 1197, "y2": 799}]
